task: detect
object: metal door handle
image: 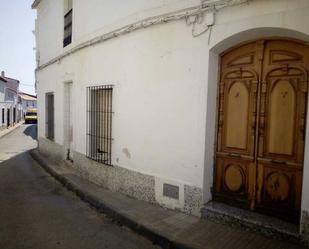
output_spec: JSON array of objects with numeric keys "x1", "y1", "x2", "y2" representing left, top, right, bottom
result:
[
  {"x1": 270, "y1": 159, "x2": 286, "y2": 164},
  {"x1": 228, "y1": 153, "x2": 241, "y2": 158}
]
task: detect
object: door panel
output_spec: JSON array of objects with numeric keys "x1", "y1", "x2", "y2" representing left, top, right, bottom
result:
[
  {"x1": 268, "y1": 79, "x2": 296, "y2": 155},
  {"x1": 216, "y1": 42, "x2": 261, "y2": 206},
  {"x1": 256, "y1": 40, "x2": 309, "y2": 218},
  {"x1": 215, "y1": 39, "x2": 309, "y2": 219},
  {"x1": 216, "y1": 157, "x2": 253, "y2": 200},
  {"x1": 225, "y1": 80, "x2": 250, "y2": 149},
  {"x1": 261, "y1": 74, "x2": 306, "y2": 162}
]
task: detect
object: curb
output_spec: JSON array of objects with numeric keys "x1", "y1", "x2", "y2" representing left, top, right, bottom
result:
[
  {"x1": 0, "y1": 122, "x2": 24, "y2": 139},
  {"x1": 29, "y1": 149, "x2": 194, "y2": 249}
]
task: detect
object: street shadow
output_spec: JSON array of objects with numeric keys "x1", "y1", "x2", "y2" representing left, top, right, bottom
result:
[{"x1": 23, "y1": 124, "x2": 38, "y2": 140}]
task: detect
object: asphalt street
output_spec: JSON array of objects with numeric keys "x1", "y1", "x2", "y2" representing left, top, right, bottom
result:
[{"x1": 0, "y1": 124, "x2": 160, "y2": 249}]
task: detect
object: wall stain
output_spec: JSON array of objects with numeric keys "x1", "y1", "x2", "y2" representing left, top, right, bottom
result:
[{"x1": 122, "y1": 148, "x2": 131, "y2": 159}]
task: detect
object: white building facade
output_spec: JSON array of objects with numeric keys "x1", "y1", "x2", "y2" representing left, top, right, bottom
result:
[
  {"x1": 0, "y1": 73, "x2": 20, "y2": 129},
  {"x1": 19, "y1": 92, "x2": 37, "y2": 118},
  {"x1": 33, "y1": 0, "x2": 309, "y2": 241},
  {"x1": 0, "y1": 77, "x2": 6, "y2": 129}
]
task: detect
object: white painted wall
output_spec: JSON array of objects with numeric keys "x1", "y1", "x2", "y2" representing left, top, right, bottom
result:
[
  {"x1": 37, "y1": 20, "x2": 208, "y2": 188},
  {"x1": 0, "y1": 80, "x2": 20, "y2": 126},
  {"x1": 35, "y1": 0, "x2": 201, "y2": 65},
  {"x1": 35, "y1": 0, "x2": 309, "y2": 215},
  {"x1": 22, "y1": 100, "x2": 37, "y2": 110},
  {"x1": 36, "y1": 0, "x2": 63, "y2": 64},
  {"x1": 0, "y1": 80, "x2": 5, "y2": 126},
  {"x1": 73, "y1": 0, "x2": 200, "y2": 43},
  {"x1": 0, "y1": 80, "x2": 5, "y2": 103}
]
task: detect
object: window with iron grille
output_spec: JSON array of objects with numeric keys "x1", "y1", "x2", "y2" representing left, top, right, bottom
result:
[
  {"x1": 86, "y1": 85, "x2": 113, "y2": 165},
  {"x1": 63, "y1": 7, "x2": 72, "y2": 47}
]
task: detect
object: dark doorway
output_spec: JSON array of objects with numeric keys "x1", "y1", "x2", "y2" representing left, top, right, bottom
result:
[
  {"x1": 7, "y1": 109, "x2": 10, "y2": 127},
  {"x1": 13, "y1": 108, "x2": 16, "y2": 123},
  {"x1": 2, "y1": 108, "x2": 4, "y2": 125},
  {"x1": 46, "y1": 93, "x2": 54, "y2": 140}
]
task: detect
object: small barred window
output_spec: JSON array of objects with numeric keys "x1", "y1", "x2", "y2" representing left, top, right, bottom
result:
[
  {"x1": 86, "y1": 85, "x2": 113, "y2": 165},
  {"x1": 63, "y1": 0, "x2": 73, "y2": 47}
]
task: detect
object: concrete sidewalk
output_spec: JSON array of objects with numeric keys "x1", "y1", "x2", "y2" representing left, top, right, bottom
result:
[
  {"x1": 30, "y1": 149, "x2": 306, "y2": 249},
  {"x1": 0, "y1": 122, "x2": 23, "y2": 139}
]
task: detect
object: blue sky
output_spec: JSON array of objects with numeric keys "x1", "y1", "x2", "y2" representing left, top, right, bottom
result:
[{"x1": 0, "y1": 0, "x2": 36, "y2": 94}]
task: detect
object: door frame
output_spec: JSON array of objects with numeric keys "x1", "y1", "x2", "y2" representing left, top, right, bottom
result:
[
  {"x1": 63, "y1": 81, "x2": 73, "y2": 161},
  {"x1": 210, "y1": 37, "x2": 309, "y2": 220}
]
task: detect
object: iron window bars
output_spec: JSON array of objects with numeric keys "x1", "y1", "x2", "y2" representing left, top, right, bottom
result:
[
  {"x1": 63, "y1": 9, "x2": 72, "y2": 47},
  {"x1": 86, "y1": 85, "x2": 113, "y2": 165}
]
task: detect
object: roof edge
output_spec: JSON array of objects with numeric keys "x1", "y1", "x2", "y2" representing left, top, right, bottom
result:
[
  {"x1": 32, "y1": 0, "x2": 42, "y2": 9},
  {"x1": 0, "y1": 76, "x2": 7, "y2": 82},
  {"x1": 3, "y1": 76, "x2": 20, "y2": 83},
  {"x1": 19, "y1": 92, "x2": 37, "y2": 98}
]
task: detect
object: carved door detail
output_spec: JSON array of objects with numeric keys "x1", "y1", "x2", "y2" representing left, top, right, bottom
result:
[{"x1": 215, "y1": 39, "x2": 309, "y2": 220}]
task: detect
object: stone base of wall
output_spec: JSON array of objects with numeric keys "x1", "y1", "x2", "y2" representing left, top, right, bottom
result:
[
  {"x1": 301, "y1": 211, "x2": 309, "y2": 245},
  {"x1": 184, "y1": 185, "x2": 203, "y2": 216},
  {"x1": 38, "y1": 137, "x2": 67, "y2": 162},
  {"x1": 73, "y1": 151, "x2": 156, "y2": 204},
  {"x1": 38, "y1": 137, "x2": 203, "y2": 217}
]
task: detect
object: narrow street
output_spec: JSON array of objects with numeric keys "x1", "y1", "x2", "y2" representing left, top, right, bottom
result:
[{"x1": 0, "y1": 125, "x2": 159, "y2": 249}]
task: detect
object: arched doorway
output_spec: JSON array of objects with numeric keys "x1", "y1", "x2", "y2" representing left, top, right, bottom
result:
[{"x1": 214, "y1": 39, "x2": 309, "y2": 222}]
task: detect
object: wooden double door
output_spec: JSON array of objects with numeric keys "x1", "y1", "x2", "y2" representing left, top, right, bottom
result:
[{"x1": 214, "y1": 39, "x2": 309, "y2": 221}]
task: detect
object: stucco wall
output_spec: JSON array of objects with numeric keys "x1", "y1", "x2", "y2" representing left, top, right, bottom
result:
[
  {"x1": 22, "y1": 100, "x2": 37, "y2": 110},
  {"x1": 0, "y1": 82, "x2": 5, "y2": 100},
  {"x1": 74, "y1": 0, "x2": 201, "y2": 43},
  {"x1": 35, "y1": 0, "x2": 201, "y2": 64},
  {"x1": 36, "y1": 0, "x2": 63, "y2": 64},
  {"x1": 35, "y1": 0, "x2": 309, "y2": 225},
  {"x1": 37, "y1": 19, "x2": 208, "y2": 189}
]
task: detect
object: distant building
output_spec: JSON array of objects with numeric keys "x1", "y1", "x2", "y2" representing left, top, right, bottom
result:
[
  {"x1": 0, "y1": 71, "x2": 21, "y2": 128},
  {"x1": 19, "y1": 92, "x2": 37, "y2": 117},
  {"x1": 0, "y1": 76, "x2": 7, "y2": 129}
]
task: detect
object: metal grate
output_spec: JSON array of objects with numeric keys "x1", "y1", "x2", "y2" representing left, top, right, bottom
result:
[
  {"x1": 63, "y1": 9, "x2": 72, "y2": 47},
  {"x1": 86, "y1": 85, "x2": 113, "y2": 165},
  {"x1": 163, "y1": 183, "x2": 179, "y2": 200}
]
